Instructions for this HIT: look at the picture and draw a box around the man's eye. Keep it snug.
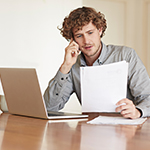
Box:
[89,32,93,34]
[77,35,82,38]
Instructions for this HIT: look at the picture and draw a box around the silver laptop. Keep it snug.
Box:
[0,68,88,119]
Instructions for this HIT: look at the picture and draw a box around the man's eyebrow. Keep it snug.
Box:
[74,29,95,35]
[74,33,82,36]
[86,29,95,32]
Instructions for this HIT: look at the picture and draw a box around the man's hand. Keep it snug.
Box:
[60,38,80,74]
[115,98,141,119]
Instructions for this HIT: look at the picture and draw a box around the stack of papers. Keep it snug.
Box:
[87,116,147,125]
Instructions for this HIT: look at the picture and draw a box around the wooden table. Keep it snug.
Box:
[0,113,150,150]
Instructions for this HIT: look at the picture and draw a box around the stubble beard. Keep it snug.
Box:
[83,43,101,58]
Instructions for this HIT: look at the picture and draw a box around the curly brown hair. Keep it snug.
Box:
[58,6,107,41]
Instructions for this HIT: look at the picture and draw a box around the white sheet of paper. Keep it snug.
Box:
[80,61,128,112]
[87,116,147,125]
[0,110,3,115]
[0,79,4,95]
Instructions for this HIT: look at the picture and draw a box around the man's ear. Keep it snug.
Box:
[99,27,103,36]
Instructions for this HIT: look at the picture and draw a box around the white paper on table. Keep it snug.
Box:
[0,110,3,115]
[80,61,128,112]
[87,116,147,125]
[0,79,4,95]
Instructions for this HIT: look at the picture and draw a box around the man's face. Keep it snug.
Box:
[73,21,102,58]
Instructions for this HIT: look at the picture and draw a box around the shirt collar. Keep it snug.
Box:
[80,53,86,66]
[79,41,108,66]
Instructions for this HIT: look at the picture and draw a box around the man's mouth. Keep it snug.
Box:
[84,45,93,50]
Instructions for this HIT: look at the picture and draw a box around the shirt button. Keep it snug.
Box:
[66,77,68,79]
[61,77,64,80]
[56,93,59,96]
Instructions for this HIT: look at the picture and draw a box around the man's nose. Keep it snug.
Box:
[83,35,89,44]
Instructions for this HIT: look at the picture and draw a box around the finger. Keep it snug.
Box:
[123,111,141,119]
[68,38,76,47]
[71,49,80,57]
[115,105,127,112]
[116,101,134,113]
[116,99,127,105]
[66,39,80,57]
[66,46,79,56]
[122,113,132,119]
[116,98,133,106]
[118,107,132,118]
[71,46,80,55]
[69,38,74,44]
[118,105,137,119]
[69,42,79,51]
[69,38,77,46]
[66,44,78,53]
[121,108,132,115]
[69,46,79,53]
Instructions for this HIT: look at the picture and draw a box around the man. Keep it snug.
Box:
[44,6,150,119]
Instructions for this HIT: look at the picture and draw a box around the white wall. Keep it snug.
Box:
[83,0,126,46]
[83,0,150,76]
[0,0,82,113]
[2,0,149,113]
